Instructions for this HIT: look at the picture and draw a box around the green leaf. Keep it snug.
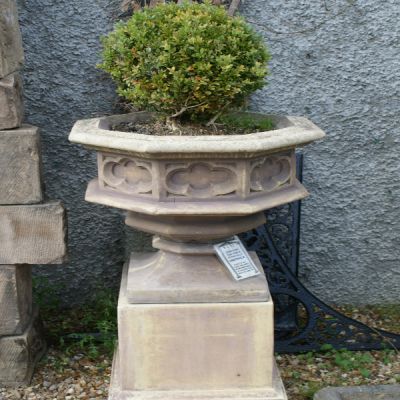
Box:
[98,1,270,121]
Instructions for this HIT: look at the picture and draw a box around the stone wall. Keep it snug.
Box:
[17,0,127,304]
[242,0,400,304]
[17,0,400,304]
[0,0,67,384]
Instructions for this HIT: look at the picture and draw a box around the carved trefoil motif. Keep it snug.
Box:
[250,153,293,193]
[97,150,295,202]
[99,153,152,195]
[165,162,238,198]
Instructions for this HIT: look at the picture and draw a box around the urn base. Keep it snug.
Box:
[126,248,269,304]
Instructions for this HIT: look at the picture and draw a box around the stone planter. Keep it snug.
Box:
[69,111,325,400]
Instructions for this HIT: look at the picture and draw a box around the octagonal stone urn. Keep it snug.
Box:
[69,111,325,400]
[70,111,324,214]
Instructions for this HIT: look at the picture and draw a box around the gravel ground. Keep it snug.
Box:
[278,349,399,400]
[0,352,111,400]
[0,305,398,399]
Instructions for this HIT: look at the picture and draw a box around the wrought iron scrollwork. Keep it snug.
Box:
[241,153,400,353]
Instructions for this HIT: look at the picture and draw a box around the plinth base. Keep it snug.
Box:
[0,307,46,387]
[109,347,287,400]
[110,261,287,399]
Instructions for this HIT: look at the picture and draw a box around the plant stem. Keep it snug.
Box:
[206,102,231,126]
[170,101,206,118]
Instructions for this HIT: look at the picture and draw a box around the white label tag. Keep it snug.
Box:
[214,236,260,281]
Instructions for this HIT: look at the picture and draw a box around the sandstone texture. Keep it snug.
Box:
[72,113,321,217]
[0,265,32,336]
[70,112,324,157]
[314,385,400,400]
[110,350,287,400]
[126,250,269,304]
[0,202,67,264]
[119,301,273,390]
[0,308,46,387]
[0,125,42,204]
[110,265,287,399]
[0,73,24,130]
[0,0,24,78]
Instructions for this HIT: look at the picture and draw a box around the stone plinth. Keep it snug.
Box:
[0,307,46,387]
[0,73,24,130]
[0,201,66,264]
[0,265,32,336]
[113,215,287,400]
[110,263,287,400]
[0,125,42,204]
[0,0,24,78]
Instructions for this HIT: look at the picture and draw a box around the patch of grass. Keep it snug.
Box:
[33,280,118,362]
[218,113,275,132]
[318,345,374,374]
[298,381,325,399]
[33,276,63,314]
[278,340,399,400]
[336,304,400,334]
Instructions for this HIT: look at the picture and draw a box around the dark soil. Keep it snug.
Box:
[113,120,246,136]
[112,118,274,136]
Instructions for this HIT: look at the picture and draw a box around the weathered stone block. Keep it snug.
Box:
[0,265,32,336]
[0,125,42,204]
[126,250,269,304]
[0,0,24,78]
[0,202,67,264]
[119,302,274,390]
[118,264,274,391]
[0,73,24,130]
[0,308,46,387]
[110,265,287,399]
[314,385,400,400]
[110,350,287,400]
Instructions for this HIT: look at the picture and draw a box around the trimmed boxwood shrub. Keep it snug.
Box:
[99,1,270,121]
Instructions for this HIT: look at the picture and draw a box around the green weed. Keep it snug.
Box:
[218,113,275,132]
[34,280,118,361]
[299,382,325,399]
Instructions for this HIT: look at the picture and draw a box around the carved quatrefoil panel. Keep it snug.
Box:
[166,162,237,198]
[250,155,292,192]
[101,156,152,194]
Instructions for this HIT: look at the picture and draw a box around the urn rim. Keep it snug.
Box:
[69,111,325,159]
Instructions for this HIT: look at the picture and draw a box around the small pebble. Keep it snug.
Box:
[0,302,398,400]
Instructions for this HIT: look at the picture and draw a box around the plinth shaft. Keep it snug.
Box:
[109,258,287,399]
